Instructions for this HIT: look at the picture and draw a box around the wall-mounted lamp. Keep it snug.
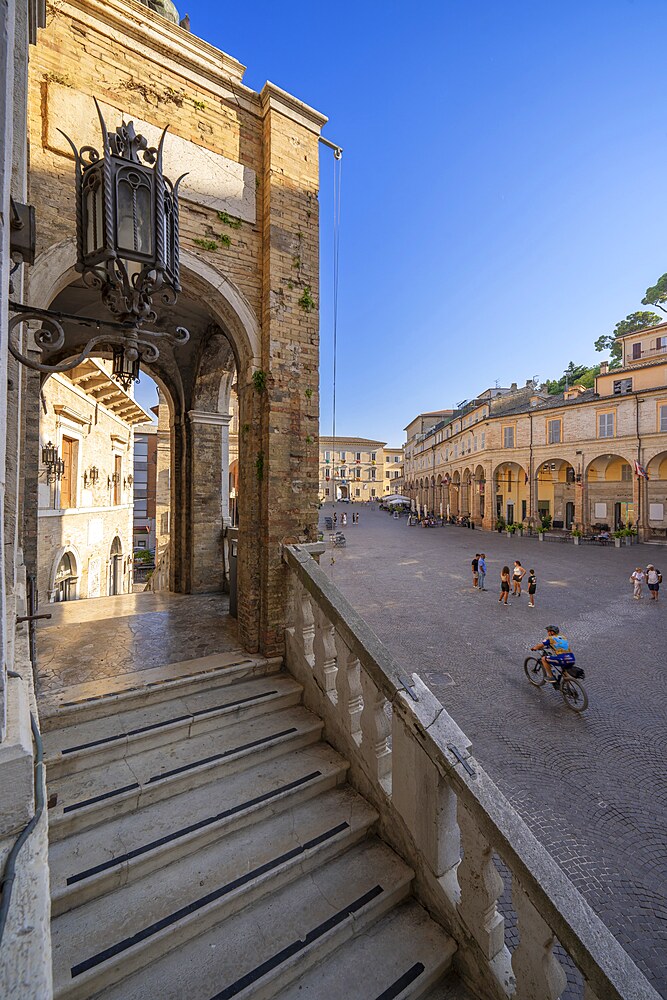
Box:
[83,465,99,487]
[8,101,189,384]
[42,441,65,483]
[125,474,134,489]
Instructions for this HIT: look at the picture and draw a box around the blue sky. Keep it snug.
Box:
[137,1,667,445]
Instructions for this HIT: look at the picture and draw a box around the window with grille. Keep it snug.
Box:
[613,378,632,395]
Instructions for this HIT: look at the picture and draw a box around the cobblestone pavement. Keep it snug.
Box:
[321,506,667,997]
[36,591,239,698]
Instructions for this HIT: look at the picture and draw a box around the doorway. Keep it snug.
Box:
[109,536,123,596]
[565,501,575,530]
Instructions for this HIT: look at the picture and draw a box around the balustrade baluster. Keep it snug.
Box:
[334,633,362,744]
[512,876,567,1000]
[312,604,337,700]
[292,581,315,669]
[359,667,391,791]
[456,805,505,961]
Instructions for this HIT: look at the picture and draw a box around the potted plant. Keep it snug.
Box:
[506,522,516,537]
[495,516,506,534]
[612,529,623,548]
[516,523,524,536]
[538,514,551,542]
[571,528,583,545]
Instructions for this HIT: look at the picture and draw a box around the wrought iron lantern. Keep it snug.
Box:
[83,466,99,487]
[125,474,134,489]
[8,100,189,381]
[42,441,65,483]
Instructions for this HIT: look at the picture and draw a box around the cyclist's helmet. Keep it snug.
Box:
[546,624,559,633]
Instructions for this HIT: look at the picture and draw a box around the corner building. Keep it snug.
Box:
[404,325,667,539]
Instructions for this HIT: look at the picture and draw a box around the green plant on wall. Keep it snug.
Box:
[255,451,264,481]
[217,210,242,230]
[252,370,267,393]
[193,238,218,252]
[298,286,315,312]
[193,99,206,111]
[304,387,313,399]
[218,233,231,248]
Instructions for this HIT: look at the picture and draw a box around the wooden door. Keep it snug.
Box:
[60,437,74,509]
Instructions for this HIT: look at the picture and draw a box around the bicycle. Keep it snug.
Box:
[523,654,589,712]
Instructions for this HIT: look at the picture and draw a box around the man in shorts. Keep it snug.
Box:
[531,625,576,683]
[471,554,480,588]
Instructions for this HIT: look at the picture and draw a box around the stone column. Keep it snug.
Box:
[187,410,227,593]
[220,412,232,527]
[257,84,327,656]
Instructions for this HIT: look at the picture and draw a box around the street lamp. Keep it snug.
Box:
[8,100,189,382]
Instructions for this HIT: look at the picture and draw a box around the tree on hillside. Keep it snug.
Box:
[542,361,600,395]
[642,274,667,315]
[594,311,662,367]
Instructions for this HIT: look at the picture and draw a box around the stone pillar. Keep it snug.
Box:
[220,412,231,527]
[187,410,227,593]
[256,84,326,656]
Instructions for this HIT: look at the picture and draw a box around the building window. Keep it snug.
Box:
[621,464,632,481]
[137,539,147,548]
[325,488,330,496]
[481,432,485,449]
[324,451,330,462]
[660,404,667,432]
[370,451,377,462]
[632,343,642,360]
[503,426,515,448]
[394,470,399,478]
[613,378,633,395]
[370,469,376,481]
[598,412,615,438]
[355,488,360,497]
[114,455,122,505]
[394,455,400,462]
[371,488,376,497]
[356,452,362,462]
[547,419,561,444]
[340,467,346,478]
[339,450,346,461]
[355,468,361,479]
[385,471,390,479]
[60,436,77,509]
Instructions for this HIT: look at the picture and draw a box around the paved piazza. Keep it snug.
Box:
[321,505,667,997]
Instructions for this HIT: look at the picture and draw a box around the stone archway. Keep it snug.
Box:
[646,451,667,538]
[585,453,634,531]
[535,458,577,529]
[493,461,528,526]
[49,546,81,603]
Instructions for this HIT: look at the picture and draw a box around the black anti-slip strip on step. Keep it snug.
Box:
[60,663,255,707]
[70,821,351,978]
[62,782,140,814]
[61,690,278,755]
[375,962,425,1000]
[66,770,324,885]
[210,885,384,1000]
[146,727,298,783]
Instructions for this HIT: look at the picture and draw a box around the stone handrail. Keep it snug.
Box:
[283,543,659,1000]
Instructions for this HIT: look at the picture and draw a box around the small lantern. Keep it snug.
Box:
[112,344,141,389]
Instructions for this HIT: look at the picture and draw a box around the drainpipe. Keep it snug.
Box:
[636,395,644,539]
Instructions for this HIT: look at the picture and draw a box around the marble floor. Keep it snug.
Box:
[36,591,240,702]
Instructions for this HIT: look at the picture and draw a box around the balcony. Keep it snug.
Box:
[626,343,667,364]
[283,543,659,1000]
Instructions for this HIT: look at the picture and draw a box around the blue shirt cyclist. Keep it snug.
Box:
[531,625,575,683]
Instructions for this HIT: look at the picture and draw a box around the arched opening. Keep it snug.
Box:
[451,471,461,517]
[461,468,472,517]
[473,464,486,522]
[535,459,577,530]
[494,461,528,526]
[108,536,124,596]
[52,550,78,602]
[645,451,667,539]
[585,453,634,531]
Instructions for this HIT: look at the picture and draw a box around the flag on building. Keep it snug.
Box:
[634,460,649,480]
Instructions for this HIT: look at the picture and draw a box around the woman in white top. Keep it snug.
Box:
[631,567,645,599]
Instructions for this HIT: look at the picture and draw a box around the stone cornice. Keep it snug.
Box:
[188,410,232,426]
[260,82,328,135]
[62,0,262,113]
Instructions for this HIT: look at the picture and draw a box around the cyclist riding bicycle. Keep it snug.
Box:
[530,625,576,683]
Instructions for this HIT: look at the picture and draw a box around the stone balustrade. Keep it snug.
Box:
[283,543,660,1000]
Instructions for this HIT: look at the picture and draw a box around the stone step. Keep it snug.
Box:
[273,899,457,999]
[39,651,283,731]
[422,974,479,999]
[50,741,349,915]
[43,674,302,779]
[88,837,413,1000]
[48,704,324,840]
[52,786,378,1000]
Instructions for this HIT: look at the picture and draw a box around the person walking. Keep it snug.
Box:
[646,564,661,601]
[471,554,480,589]
[512,560,526,597]
[630,566,645,599]
[527,568,537,607]
[499,565,511,605]
[478,553,487,591]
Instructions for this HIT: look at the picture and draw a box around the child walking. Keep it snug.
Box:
[499,566,511,605]
[527,569,537,607]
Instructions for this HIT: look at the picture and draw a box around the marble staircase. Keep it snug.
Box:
[42,651,462,1000]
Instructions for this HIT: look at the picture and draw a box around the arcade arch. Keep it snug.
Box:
[646,451,667,537]
[585,453,634,530]
[535,458,577,529]
[493,461,528,526]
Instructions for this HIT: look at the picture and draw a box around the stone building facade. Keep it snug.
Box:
[38,361,151,602]
[319,436,386,501]
[404,327,667,538]
[381,446,404,495]
[23,0,327,653]
[133,420,157,553]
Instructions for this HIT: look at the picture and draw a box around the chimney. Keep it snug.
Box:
[600,361,609,375]
[510,382,518,392]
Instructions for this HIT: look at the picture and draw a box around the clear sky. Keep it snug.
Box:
[136,0,667,445]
